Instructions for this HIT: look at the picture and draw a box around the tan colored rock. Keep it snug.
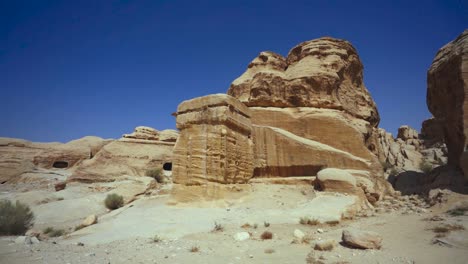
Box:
[54,181,66,191]
[159,129,179,142]
[227,37,380,126]
[70,138,174,183]
[316,168,356,192]
[397,125,418,141]
[420,117,444,146]
[172,94,254,185]
[427,30,468,176]
[123,126,159,140]
[342,229,382,249]
[81,214,97,227]
[0,136,109,183]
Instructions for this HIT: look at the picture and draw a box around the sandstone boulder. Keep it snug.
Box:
[315,168,356,193]
[81,214,98,227]
[342,229,382,249]
[427,30,468,177]
[397,125,418,141]
[172,94,254,185]
[227,37,380,126]
[122,126,159,140]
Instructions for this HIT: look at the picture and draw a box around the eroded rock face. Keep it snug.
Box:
[370,126,447,172]
[0,136,109,183]
[427,30,468,176]
[123,126,179,142]
[172,94,254,185]
[227,37,380,126]
[70,127,176,182]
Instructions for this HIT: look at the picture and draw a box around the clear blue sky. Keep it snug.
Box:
[1,0,466,142]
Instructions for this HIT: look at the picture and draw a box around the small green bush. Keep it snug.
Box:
[146,168,165,183]
[104,194,124,210]
[43,227,54,234]
[0,199,34,235]
[420,161,433,174]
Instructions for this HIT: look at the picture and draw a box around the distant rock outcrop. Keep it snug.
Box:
[0,136,110,183]
[70,127,177,182]
[427,29,468,177]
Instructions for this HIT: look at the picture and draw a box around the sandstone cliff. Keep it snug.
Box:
[427,29,468,177]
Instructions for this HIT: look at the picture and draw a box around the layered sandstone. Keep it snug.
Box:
[70,127,177,182]
[224,37,391,199]
[172,94,254,185]
[427,29,468,176]
[0,136,109,183]
[227,37,380,126]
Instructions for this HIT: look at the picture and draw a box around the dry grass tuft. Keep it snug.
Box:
[212,222,224,232]
[190,246,200,253]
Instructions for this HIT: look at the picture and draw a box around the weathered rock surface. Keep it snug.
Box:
[316,168,356,193]
[427,30,468,176]
[342,229,382,249]
[420,117,445,147]
[172,94,254,185]
[228,37,380,126]
[0,136,110,183]
[70,128,175,182]
[123,126,179,142]
[81,214,98,227]
[370,126,447,172]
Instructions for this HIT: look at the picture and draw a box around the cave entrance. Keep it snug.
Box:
[52,161,69,169]
[163,162,172,171]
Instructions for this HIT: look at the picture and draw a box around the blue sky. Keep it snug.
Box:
[0,0,466,142]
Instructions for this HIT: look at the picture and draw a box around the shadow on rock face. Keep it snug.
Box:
[390,165,468,195]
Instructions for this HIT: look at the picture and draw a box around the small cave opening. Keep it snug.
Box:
[52,161,69,169]
[163,162,172,171]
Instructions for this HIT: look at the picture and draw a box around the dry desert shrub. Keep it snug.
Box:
[212,222,224,232]
[146,168,165,183]
[0,199,34,235]
[190,246,200,253]
[104,193,124,210]
[260,231,273,240]
[264,248,275,254]
[300,217,319,225]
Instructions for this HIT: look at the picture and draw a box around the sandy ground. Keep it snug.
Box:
[0,171,467,264]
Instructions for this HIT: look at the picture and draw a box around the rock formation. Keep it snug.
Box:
[0,136,110,183]
[70,127,177,182]
[228,37,389,197]
[172,37,393,203]
[172,94,254,185]
[427,29,468,177]
[227,37,380,126]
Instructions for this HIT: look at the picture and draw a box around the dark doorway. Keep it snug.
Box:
[163,162,172,171]
[52,161,69,169]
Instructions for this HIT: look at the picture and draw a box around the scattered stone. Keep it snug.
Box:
[30,237,40,244]
[54,181,67,191]
[15,236,32,245]
[317,228,324,234]
[234,232,250,241]
[294,229,305,239]
[81,214,98,227]
[342,229,382,249]
[314,239,336,251]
